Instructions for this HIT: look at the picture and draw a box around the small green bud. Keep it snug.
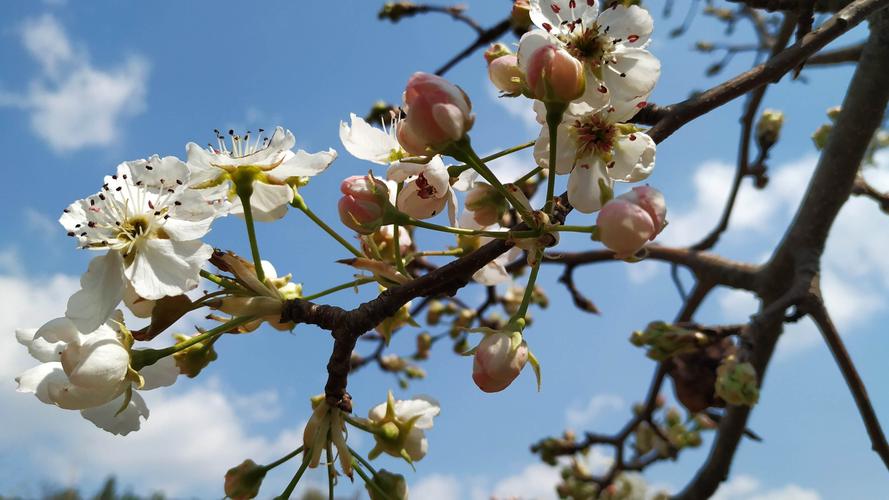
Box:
[715,355,760,406]
[173,333,218,378]
[366,469,409,500]
[224,459,266,500]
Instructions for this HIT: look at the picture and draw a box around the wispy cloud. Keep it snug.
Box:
[2,14,149,153]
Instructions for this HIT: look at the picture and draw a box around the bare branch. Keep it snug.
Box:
[806,294,889,468]
[647,0,889,144]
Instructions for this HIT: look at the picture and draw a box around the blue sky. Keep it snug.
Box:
[1,1,887,499]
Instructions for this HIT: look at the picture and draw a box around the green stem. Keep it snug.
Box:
[342,414,379,435]
[302,277,375,301]
[352,459,397,500]
[449,140,537,224]
[199,269,239,289]
[292,193,364,258]
[396,212,537,239]
[278,450,312,499]
[412,248,465,258]
[545,104,567,215]
[131,316,255,370]
[237,188,266,283]
[513,252,542,322]
[553,225,597,233]
[392,182,408,275]
[447,140,536,177]
[515,166,544,185]
[325,443,336,500]
[263,446,305,472]
[347,446,379,477]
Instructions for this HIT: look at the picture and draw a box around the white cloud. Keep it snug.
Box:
[490,463,562,500]
[487,80,539,132]
[3,14,149,152]
[0,272,306,498]
[565,393,624,429]
[677,153,889,356]
[713,474,820,500]
[412,474,464,500]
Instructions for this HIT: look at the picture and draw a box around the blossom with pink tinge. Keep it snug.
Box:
[596,186,667,258]
[338,175,391,234]
[524,44,585,104]
[396,72,475,155]
[488,54,525,96]
[472,331,529,393]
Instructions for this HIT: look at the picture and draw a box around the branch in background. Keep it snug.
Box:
[692,14,797,251]
[852,174,889,212]
[726,0,853,12]
[804,292,889,468]
[378,2,484,34]
[435,18,512,75]
[806,42,865,63]
[646,0,889,144]
[676,6,889,497]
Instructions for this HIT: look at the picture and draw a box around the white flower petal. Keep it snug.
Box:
[534,120,576,175]
[473,260,510,285]
[16,362,67,404]
[530,0,597,35]
[271,148,337,179]
[16,328,64,363]
[64,326,129,392]
[34,317,80,344]
[604,47,660,104]
[229,182,294,222]
[123,281,155,318]
[610,132,655,182]
[162,189,222,241]
[66,251,125,334]
[81,390,149,436]
[184,142,225,186]
[387,161,427,183]
[125,239,212,300]
[340,113,400,164]
[567,158,612,213]
[597,4,654,48]
[517,30,555,73]
[394,395,440,429]
[127,155,190,189]
[139,355,179,390]
[397,181,449,220]
[404,427,429,461]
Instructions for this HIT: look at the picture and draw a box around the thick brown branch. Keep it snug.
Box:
[647,0,889,144]
[675,7,889,498]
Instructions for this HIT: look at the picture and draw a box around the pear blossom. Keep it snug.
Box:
[389,157,458,225]
[186,127,337,221]
[61,158,224,332]
[534,107,655,213]
[524,43,586,104]
[302,399,352,477]
[596,186,667,258]
[488,54,525,96]
[459,212,522,285]
[472,330,529,393]
[519,1,660,117]
[396,72,475,156]
[15,315,178,435]
[338,174,393,234]
[367,392,440,462]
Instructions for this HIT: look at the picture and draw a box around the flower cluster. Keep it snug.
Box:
[17,127,335,434]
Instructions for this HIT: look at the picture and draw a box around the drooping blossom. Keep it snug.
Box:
[186,126,337,221]
[389,157,458,226]
[367,392,440,462]
[596,185,667,258]
[15,314,178,435]
[60,157,224,332]
[472,330,529,393]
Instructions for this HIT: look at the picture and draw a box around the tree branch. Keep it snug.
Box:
[647,0,889,144]
[674,6,889,497]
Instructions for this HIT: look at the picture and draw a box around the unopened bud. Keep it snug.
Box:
[510,0,532,33]
[715,355,760,406]
[338,175,391,234]
[465,182,508,226]
[484,43,513,63]
[597,186,667,258]
[756,109,784,150]
[524,44,585,104]
[366,469,409,500]
[396,72,474,155]
[173,332,218,378]
[224,459,266,500]
[472,331,529,393]
[488,55,524,96]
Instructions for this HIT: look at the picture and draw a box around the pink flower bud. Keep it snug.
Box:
[396,72,475,155]
[596,186,667,258]
[224,459,266,500]
[472,332,529,393]
[525,45,585,104]
[338,175,390,234]
[488,55,524,96]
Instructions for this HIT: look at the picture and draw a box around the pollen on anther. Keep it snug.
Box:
[145,165,153,170]
[67,231,74,237]
[598,85,608,93]
[628,34,639,43]
[542,22,553,31]
[551,4,561,14]
[629,134,637,141]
